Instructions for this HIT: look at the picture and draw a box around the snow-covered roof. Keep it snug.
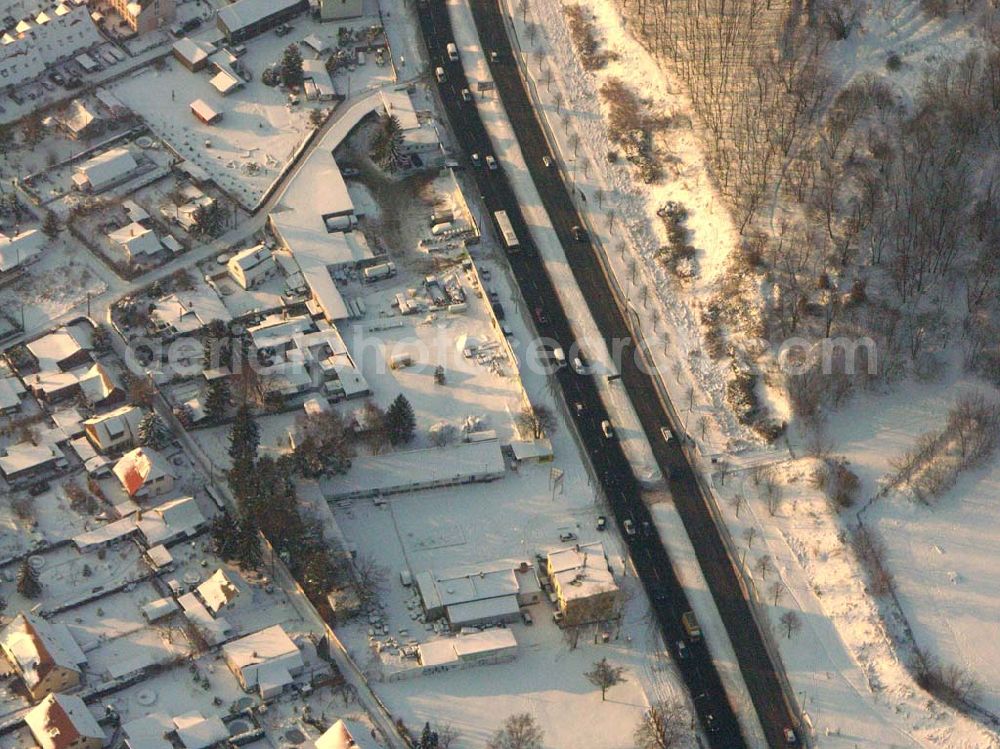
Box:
[83,404,142,448]
[217,0,303,32]
[417,562,523,610]
[0,441,61,477]
[0,229,45,272]
[109,222,162,259]
[172,712,228,749]
[314,719,380,749]
[417,629,517,668]
[190,98,220,123]
[196,568,239,615]
[209,69,242,95]
[150,287,231,335]
[547,542,618,602]
[27,326,90,370]
[1,612,87,689]
[172,37,212,66]
[25,693,103,749]
[222,625,301,672]
[380,88,420,131]
[145,544,173,569]
[72,516,137,549]
[74,147,138,191]
[136,495,204,545]
[122,713,174,749]
[122,200,150,223]
[0,375,25,410]
[301,34,328,54]
[509,438,554,461]
[78,363,119,405]
[113,447,173,497]
[228,244,273,275]
[55,99,97,135]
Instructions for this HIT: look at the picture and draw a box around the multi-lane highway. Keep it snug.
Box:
[415,1,804,746]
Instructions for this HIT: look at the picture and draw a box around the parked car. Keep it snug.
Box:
[521,609,533,625]
[558,530,577,542]
[341,167,360,177]
[274,23,292,36]
[48,71,65,85]
[596,515,607,531]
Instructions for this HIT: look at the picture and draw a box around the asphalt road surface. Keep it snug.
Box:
[417,1,801,746]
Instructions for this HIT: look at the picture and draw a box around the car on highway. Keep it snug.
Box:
[471,153,481,167]
[623,518,635,535]
[573,402,584,414]
[661,426,673,442]
[783,727,798,745]
[572,351,591,374]
[461,88,472,102]
[533,306,548,324]
[341,168,360,177]
[596,515,607,531]
[681,610,702,641]
[542,155,553,168]
[601,419,614,438]
[676,640,689,659]
[486,155,498,170]
[435,66,446,82]
[571,225,588,242]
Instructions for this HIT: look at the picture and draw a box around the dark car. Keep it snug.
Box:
[182,17,203,32]
[596,515,607,531]
[492,301,505,320]
[571,225,587,242]
[48,71,65,85]
[533,306,548,325]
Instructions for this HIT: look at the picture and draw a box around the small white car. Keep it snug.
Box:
[601,420,614,438]
[623,519,635,535]
[486,155,498,170]
[461,88,472,102]
[661,427,673,442]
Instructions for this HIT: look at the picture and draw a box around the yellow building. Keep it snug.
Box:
[105,0,175,34]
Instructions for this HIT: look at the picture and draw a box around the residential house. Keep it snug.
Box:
[113,447,174,499]
[54,100,102,141]
[0,230,46,277]
[0,375,26,415]
[0,612,88,700]
[222,625,304,698]
[109,223,163,265]
[25,693,104,749]
[194,568,240,616]
[83,405,144,453]
[314,720,379,749]
[546,542,620,626]
[227,245,277,289]
[72,148,138,193]
[172,37,213,71]
[0,441,66,481]
[106,0,176,34]
[135,496,205,546]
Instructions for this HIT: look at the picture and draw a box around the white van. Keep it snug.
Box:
[435,66,446,82]
[399,569,412,587]
[446,42,459,61]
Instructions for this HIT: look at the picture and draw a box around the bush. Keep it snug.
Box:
[565,5,610,70]
[886,52,902,71]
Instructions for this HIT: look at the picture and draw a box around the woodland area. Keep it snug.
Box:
[617,0,1000,443]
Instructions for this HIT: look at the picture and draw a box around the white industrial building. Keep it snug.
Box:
[415,560,541,629]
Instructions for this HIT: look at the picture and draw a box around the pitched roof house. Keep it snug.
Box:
[113,447,174,498]
[25,693,104,749]
[0,612,88,700]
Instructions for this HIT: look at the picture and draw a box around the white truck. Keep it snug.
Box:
[363,261,396,283]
